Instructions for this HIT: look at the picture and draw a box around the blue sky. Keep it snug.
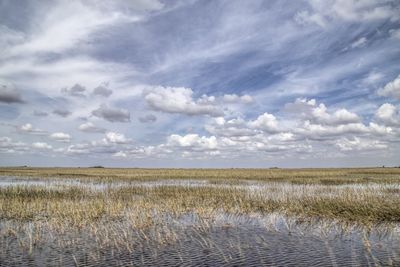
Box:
[0,0,399,167]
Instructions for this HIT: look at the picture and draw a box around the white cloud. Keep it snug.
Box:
[205,117,258,137]
[223,94,253,104]
[144,86,223,117]
[167,134,218,150]
[363,71,384,85]
[64,144,90,155]
[32,142,52,150]
[294,10,327,27]
[50,132,71,142]
[368,122,393,136]
[377,75,400,100]
[248,113,279,132]
[18,123,47,135]
[4,1,154,57]
[112,151,127,158]
[332,0,399,21]
[104,132,132,144]
[285,98,360,125]
[0,137,28,153]
[295,121,368,139]
[351,37,367,48]
[20,124,32,131]
[297,0,400,27]
[335,137,387,151]
[374,103,400,126]
[78,122,106,133]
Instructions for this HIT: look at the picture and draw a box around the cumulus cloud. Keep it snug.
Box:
[0,81,24,104]
[368,122,393,136]
[144,86,223,117]
[53,109,72,117]
[223,94,253,104]
[61,83,86,97]
[167,134,218,150]
[335,137,387,152]
[18,123,47,135]
[138,114,157,123]
[32,142,52,150]
[0,137,28,153]
[295,121,368,139]
[285,98,360,125]
[112,151,127,158]
[205,117,258,137]
[50,132,71,142]
[374,103,399,126]
[377,75,400,100]
[92,85,113,97]
[248,113,279,132]
[159,130,314,159]
[78,122,106,133]
[104,132,132,144]
[92,105,130,122]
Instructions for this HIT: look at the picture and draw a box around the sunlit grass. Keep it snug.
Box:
[1,182,399,225]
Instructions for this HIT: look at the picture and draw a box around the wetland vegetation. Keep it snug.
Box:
[0,167,399,266]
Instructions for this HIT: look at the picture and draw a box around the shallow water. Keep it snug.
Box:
[0,176,210,190]
[2,175,400,191]
[1,176,400,266]
[0,213,399,266]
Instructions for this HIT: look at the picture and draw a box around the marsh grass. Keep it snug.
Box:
[1,182,400,225]
[0,167,400,265]
[1,167,399,184]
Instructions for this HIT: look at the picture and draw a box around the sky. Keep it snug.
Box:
[0,0,400,168]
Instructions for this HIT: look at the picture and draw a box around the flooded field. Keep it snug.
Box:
[0,212,399,266]
[0,168,400,266]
